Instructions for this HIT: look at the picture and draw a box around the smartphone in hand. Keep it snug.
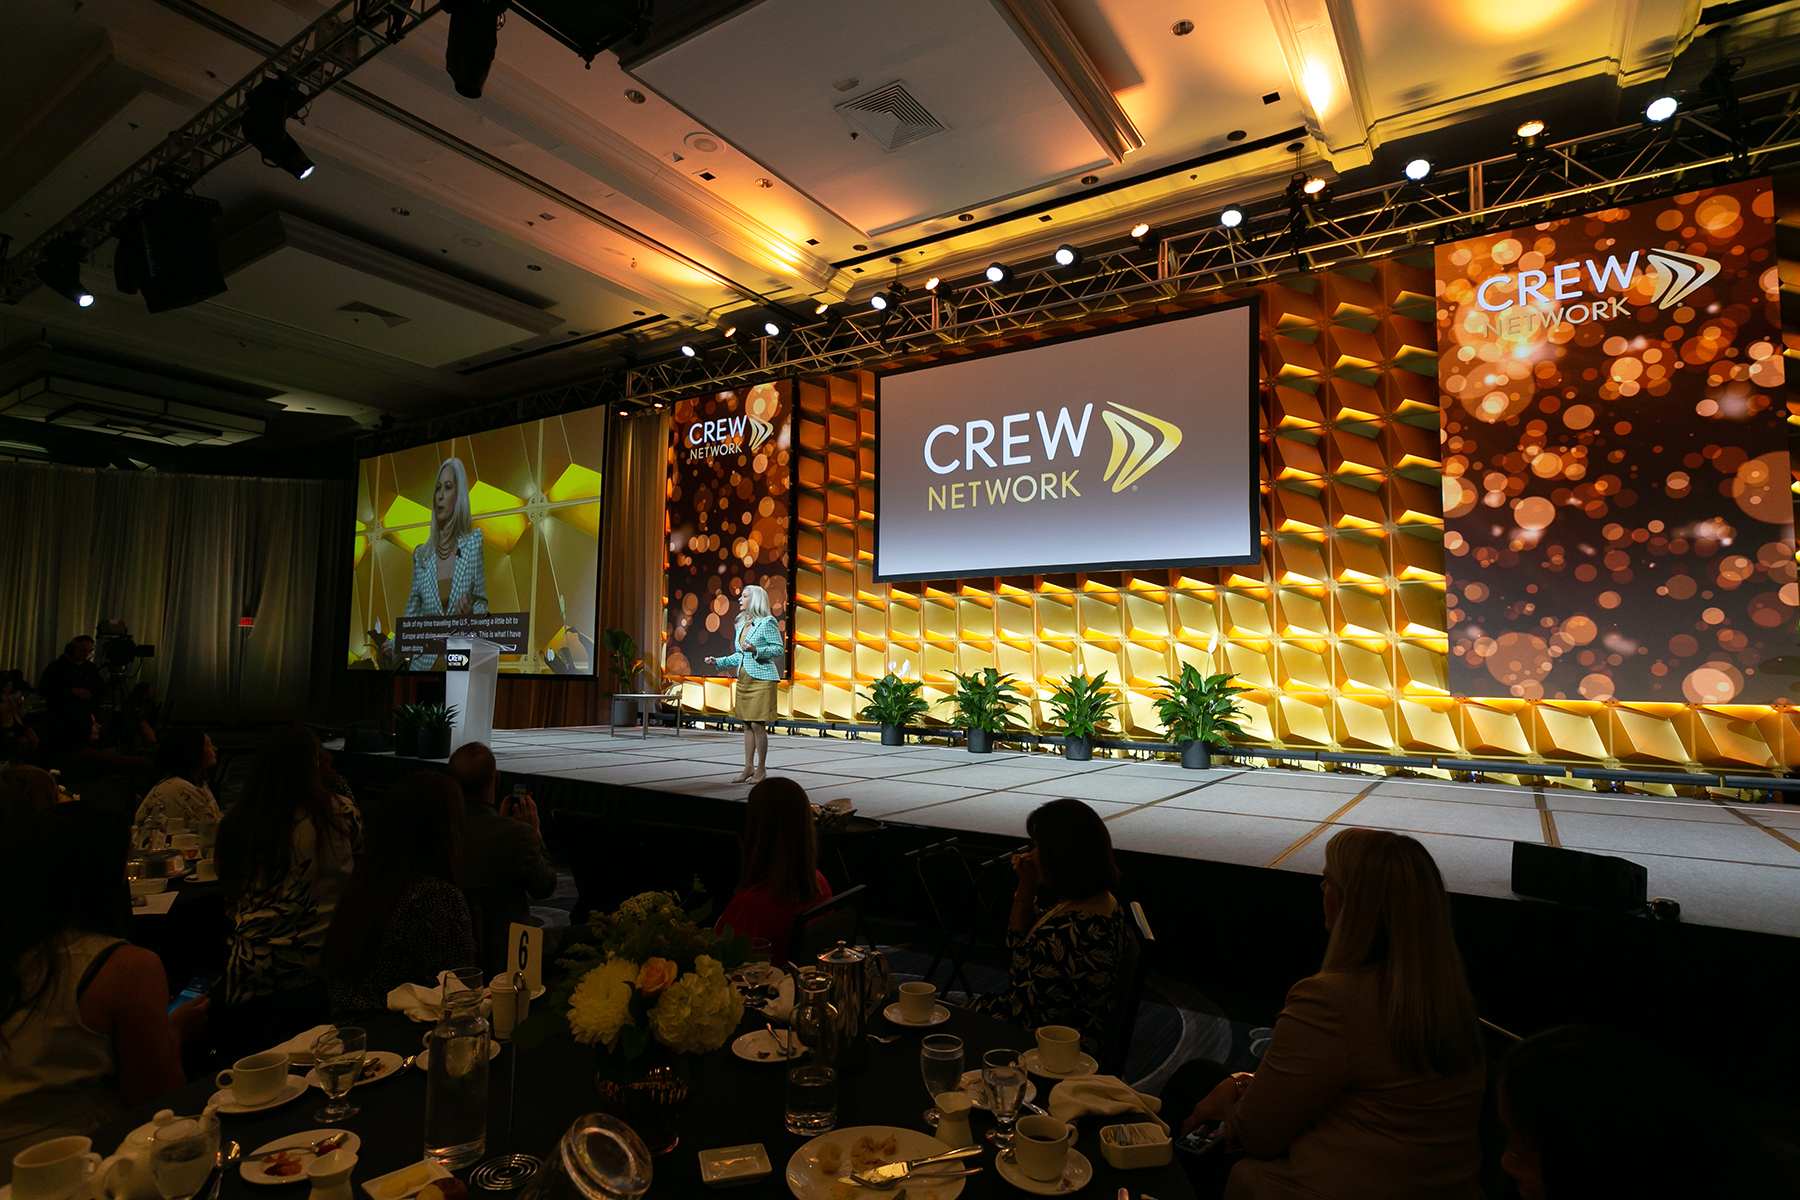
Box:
[168,975,215,1014]
[1175,1122,1231,1157]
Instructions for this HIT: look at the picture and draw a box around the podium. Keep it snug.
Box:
[446,637,500,754]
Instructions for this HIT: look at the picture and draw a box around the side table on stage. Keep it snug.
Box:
[609,689,683,738]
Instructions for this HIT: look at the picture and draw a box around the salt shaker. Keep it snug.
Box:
[932,1092,975,1148]
[490,973,517,1040]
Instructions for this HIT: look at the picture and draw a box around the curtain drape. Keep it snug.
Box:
[0,462,352,723]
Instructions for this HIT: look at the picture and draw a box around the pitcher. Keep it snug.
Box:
[813,942,890,1070]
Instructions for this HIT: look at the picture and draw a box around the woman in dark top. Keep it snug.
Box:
[324,773,476,1013]
[715,777,832,966]
[968,798,1129,1056]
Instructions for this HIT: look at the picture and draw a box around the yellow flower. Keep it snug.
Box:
[636,957,678,995]
[648,955,744,1055]
[568,959,639,1049]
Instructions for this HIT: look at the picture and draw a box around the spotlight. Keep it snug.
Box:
[444,0,507,99]
[814,301,831,315]
[984,262,1011,284]
[1515,119,1545,139]
[1403,158,1432,181]
[876,282,909,311]
[722,325,738,339]
[243,79,314,179]
[680,343,697,357]
[1301,176,1327,196]
[1220,208,1243,228]
[1129,222,1152,242]
[924,277,942,291]
[1052,244,1083,268]
[36,240,93,308]
[1645,95,1678,122]
[762,317,786,338]
[869,292,888,311]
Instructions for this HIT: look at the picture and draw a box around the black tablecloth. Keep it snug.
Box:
[95,1004,1192,1200]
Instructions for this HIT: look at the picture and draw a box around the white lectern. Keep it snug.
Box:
[446,636,499,754]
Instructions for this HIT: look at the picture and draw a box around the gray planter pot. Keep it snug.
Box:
[1180,740,1212,769]
[967,728,995,754]
[393,726,420,758]
[880,723,903,747]
[611,697,637,729]
[1063,735,1095,761]
[417,726,453,759]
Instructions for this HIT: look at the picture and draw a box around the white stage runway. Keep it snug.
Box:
[467,726,1800,941]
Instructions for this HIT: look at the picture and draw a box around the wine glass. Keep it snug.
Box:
[312,1026,367,1123]
[920,1034,964,1124]
[981,1048,1025,1146]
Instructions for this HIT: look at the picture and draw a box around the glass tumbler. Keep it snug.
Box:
[784,1065,838,1135]
[920,1034,964,1124]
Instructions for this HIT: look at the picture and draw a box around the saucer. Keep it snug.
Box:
[1020,1048,1098,1079]
[182,874,219,885]
[995,1148,1092,1195]
[242,1130,363,1185]
[882,1001,950,1027]
[304,1050,404,1090]
[958,1069,1038,1111]
[210,1075,308,1114]
[731,1028,805,1063]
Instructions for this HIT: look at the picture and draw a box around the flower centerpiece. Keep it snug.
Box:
[517,891,747,1153]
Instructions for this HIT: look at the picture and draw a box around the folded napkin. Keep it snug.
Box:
[1047,1074,1168,1132]
[388,982,493,1023]
[270,1023,334,1063]
[131,892,178,916]
[757,975,796,1022]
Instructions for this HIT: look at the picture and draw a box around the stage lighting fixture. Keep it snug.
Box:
[243,79,314,179]
[36,240,93,308]
[1129,222,1152,242]
[1220,208,1243,228]
[762,317,786,338]
[722,325,739,339]
[1301,176,1327,196]
[1516,119,1545,138]
[869,291,889,311]
[984,262,1012,284]
[924,277,942,291]
[1404,158,1432,181]
[814,301,831,315]
[1052,244,1083,268]
[444,0,507,99]
[1645,95,1678,122]
[114,193,226,313]
[680,342,698,357]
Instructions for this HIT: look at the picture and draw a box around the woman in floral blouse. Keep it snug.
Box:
[969,798,1130,1058]
[132,729,222,826]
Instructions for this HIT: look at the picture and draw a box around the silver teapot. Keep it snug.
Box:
[813,941,890,1070]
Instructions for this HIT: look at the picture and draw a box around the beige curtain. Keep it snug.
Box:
[598,410,671,690]
[0,462,350,721]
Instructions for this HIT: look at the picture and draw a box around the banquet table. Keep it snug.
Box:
[95,1002,1194,1200]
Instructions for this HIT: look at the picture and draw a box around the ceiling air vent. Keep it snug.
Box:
[835,81,946,152]
[337,300,411,328]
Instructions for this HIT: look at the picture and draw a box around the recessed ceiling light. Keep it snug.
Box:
[755,178,773,188]
[853,244,868,251]
[1226,130,1246,142]
[391,207,410,216]
[526,264,542,271]
[1285,141,1304,152]
[958,213,974,222]
[1171,19,1194,35]
[1081,175,1099,185]
[633,310,646,316]
[625,89,646,104]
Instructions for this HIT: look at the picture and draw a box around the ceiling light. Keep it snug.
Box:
[814,301,831,315]
[985,262,1012,284]
[1516,119,1545,138]
[445,0,507,99]
[924,277,941,291]
[869,292,888,311]
[243,80,314,179]
[762,318,785,338]
[1404,158,1432,181]
[723,325,738,339]
[1645,95,1678,122]
[680,343,697,357]
[1301,176,1327,196]
[1053,244,1083,268]
[1220,208,1243,228]
[37,240,93,308]
[1129,222,1152,240]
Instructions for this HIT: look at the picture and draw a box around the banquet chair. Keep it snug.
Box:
[1098,900,1154,1077]
[789,883,868,963]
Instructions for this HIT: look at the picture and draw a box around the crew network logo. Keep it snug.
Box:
[1644,248,1721,310]
[745,412,774,452]
[1101,402,1182,493]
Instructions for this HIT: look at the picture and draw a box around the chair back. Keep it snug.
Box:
[1477,1019,1524,1200]
[789,883,868,964]
[1098,900,1153,1077]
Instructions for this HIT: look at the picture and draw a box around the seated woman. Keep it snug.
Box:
[324,773,476,1013]
[715,777,832,966]
[1169,828,1485,1200]
[967,798,1130,1055]
[213,725,362,1052]
[0,804,206,1182]
[133,729,221,826]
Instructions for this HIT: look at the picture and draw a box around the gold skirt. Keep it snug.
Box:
[734,676,779,722]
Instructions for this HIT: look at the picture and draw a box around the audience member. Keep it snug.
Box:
[213,724,362,1050]
[324,773,476,1013]
[1167,828,1485,1200]
[133,729,222,825]
[0,804,205,1183]
[714,777,831,965]
[0,673,33,763]
[968,798,1129,1054]
[447,743,556,978]
[37,638,103,728]
[0,766,60,827]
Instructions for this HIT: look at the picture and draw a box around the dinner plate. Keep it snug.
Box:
[209,1076,308,1115]
[303,1050,404,1090]
[994,1148,1091,1195]
[413,1041,502,1070]
[1020,1049,1098,1079]
[882,1002,950,1028]
[240,1131,363,1185]
[958,1069,1038,1111]
[785,1127,965,1200]
[731,1028,806,1064]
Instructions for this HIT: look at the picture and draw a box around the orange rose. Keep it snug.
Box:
[636,957,678,996]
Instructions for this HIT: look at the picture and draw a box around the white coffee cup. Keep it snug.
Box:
[170,834,201,861]
[1035,1024,1082,1074]
[191,860,217,883]
[12,1136,103,1200]
[897,981,937,1023]
[1011,1115,1076,1183]
[214,1051,289,1106]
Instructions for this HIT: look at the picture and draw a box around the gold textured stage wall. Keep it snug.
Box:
[676,250,1800,772]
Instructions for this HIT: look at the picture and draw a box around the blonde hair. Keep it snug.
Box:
[433,457,473,542]
[734,584,773,639]
[1320,828,1482,1077]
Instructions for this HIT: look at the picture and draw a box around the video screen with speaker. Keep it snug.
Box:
[349,411,606,675]
[874,300,1261,581]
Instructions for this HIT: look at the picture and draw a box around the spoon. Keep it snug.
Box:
[867,1032,902,1045]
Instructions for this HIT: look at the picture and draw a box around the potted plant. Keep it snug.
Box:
[392,702,423,758]
[1047,670,1120,762]
[414,701,458,759]
[943,668,1026,754]
[858,673,930,746]
[516,891,747,1155]
[603,628,647,728]
[1153,663,1250,769]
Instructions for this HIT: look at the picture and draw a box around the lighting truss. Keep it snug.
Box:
[0,0,443,306]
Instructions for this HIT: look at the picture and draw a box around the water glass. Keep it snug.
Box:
[981,1048,1026,1146]
[150,1112,219,1200]
[312,1026,367,1123]
[920,1034,964,1124]
[784,1065,838,1135]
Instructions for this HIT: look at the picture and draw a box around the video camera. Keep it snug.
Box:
[96,618,156,675]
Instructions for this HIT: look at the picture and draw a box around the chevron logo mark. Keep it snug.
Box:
[1100,402,1183,493]
[1644,248,1721,310]
[745,412,774,452]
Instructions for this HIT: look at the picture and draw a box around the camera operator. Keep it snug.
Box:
[38,636,104,728]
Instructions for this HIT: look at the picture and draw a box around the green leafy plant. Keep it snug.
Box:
[414,701,458,731]
[1153,664,1250,746]
[1047,671,1120,739]
[943,668,1026,734]
[391,702,424,732]
[602,628,646,690]
[858,673,931,726]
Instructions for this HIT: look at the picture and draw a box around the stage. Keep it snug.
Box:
[454,725,1800,940]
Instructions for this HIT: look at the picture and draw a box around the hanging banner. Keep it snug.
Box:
[663,381,795,677]
[1437,178,1793,704]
